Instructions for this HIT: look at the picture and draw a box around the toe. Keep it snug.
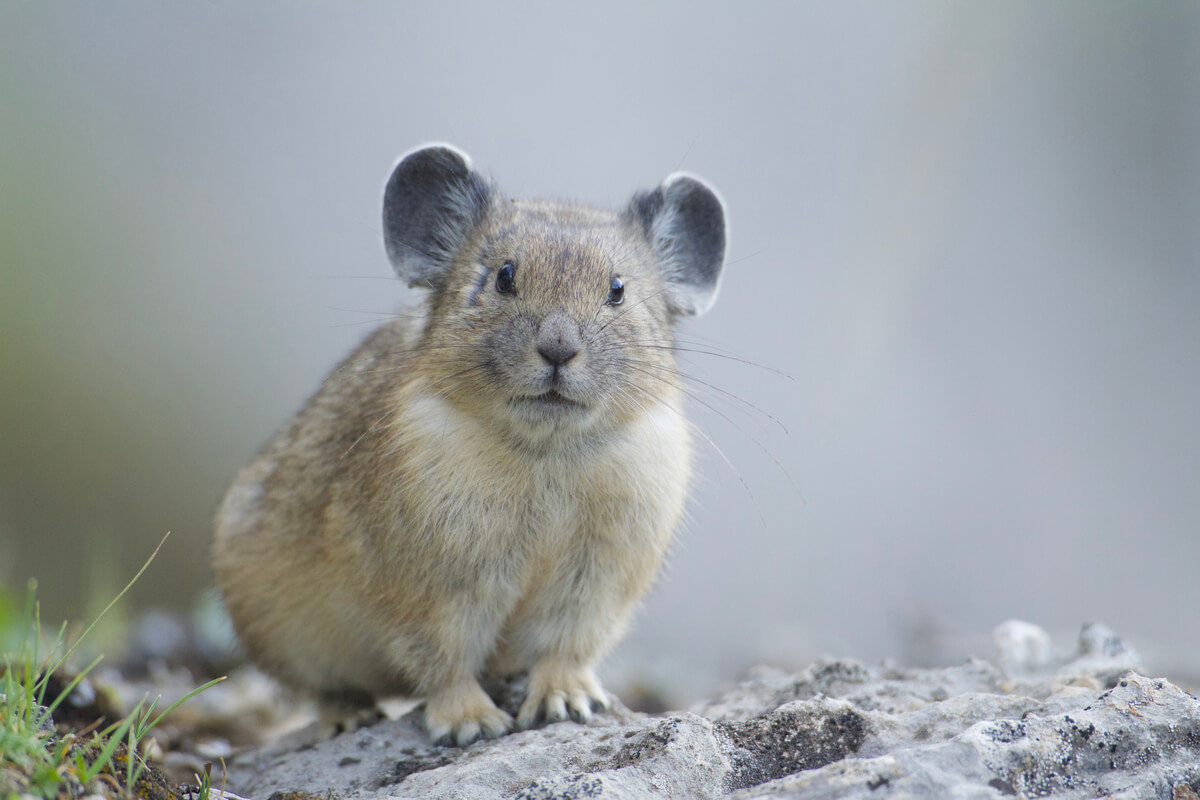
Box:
[430,725,454,747]
[516,696,541,730]
[453,719,482,747]
[567,690,593,723]
[518,662,612,729]
[545,691,568,723]
[479,708,513,740]
[425,679,512,746]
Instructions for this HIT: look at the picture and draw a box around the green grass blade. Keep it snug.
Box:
[79,697,142,783]
[14,578,37,658]
[40,532,170,697]
[41,652,104,722]
[137,675,227,739]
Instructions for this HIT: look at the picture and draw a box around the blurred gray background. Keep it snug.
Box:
[2,2,1197,701]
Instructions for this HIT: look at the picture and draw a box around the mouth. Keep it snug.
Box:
[512,389,584,410]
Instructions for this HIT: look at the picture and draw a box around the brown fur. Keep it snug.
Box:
[213,153,722,745]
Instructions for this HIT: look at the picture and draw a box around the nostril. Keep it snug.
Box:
[537,312,582,367]
[538,341,579,367]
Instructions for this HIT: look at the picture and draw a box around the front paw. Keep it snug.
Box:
[424,680,513,747]
[517,661,610,729]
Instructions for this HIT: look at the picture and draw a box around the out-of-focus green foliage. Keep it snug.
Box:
[0,538,224,798]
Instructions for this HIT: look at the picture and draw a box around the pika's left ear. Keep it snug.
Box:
[629,173,727,316]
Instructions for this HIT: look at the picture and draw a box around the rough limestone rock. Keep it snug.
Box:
[222,623,1200,799]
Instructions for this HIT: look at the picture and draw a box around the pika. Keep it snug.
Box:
[213,144,727,746]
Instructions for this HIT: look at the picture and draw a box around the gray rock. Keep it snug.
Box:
[224,623,1200,799]
[992,619,1053,671]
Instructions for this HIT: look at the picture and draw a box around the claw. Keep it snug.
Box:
[454,719,481,747]
[424,680,513,747]
[568,690,593,723]
[518,662,610,730]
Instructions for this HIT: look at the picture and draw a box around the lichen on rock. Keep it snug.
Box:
[219,622,1200,799]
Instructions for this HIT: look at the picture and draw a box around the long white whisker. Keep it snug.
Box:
[615,358,801,501]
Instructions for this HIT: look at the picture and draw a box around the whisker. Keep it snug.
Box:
[330,317,405,329]
[309,275,405,282]
[322,305,405,315]
[615,358,801,502]
[673,136,699,174]
[623,340,794,381]
[722,248,766,267]
[611,356,788,436]
[592,286,674,337]
[341,404,402,461]
[684,413,765,528]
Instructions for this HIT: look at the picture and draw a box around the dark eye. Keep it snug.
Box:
[496,262,516,294]
[607,276,624,306]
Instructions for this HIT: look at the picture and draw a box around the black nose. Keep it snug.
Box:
[537,313,581,366]
[538,339,579,367]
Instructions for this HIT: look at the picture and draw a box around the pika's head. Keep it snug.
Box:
[383,144,726,442]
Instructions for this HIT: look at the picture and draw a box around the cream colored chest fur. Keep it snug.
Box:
[382,389,692,670]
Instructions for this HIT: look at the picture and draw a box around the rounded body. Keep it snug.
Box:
[213,146,726,744]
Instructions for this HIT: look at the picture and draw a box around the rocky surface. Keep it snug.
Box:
[219,623,1200,799]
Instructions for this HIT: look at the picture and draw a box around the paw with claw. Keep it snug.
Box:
[517,660,610,729]
[424,680,513,747]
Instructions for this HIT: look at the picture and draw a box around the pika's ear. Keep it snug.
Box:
[629,173,727,316]
[383,144,493,289]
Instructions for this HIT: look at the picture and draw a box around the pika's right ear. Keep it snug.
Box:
[383,144,493,289]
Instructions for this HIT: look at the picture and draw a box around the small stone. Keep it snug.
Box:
[1078,622,1131,658]
[992,619,1053,669]
[196,737,233,759]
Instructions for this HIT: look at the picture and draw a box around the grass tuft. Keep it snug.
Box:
[0,533,226,799]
